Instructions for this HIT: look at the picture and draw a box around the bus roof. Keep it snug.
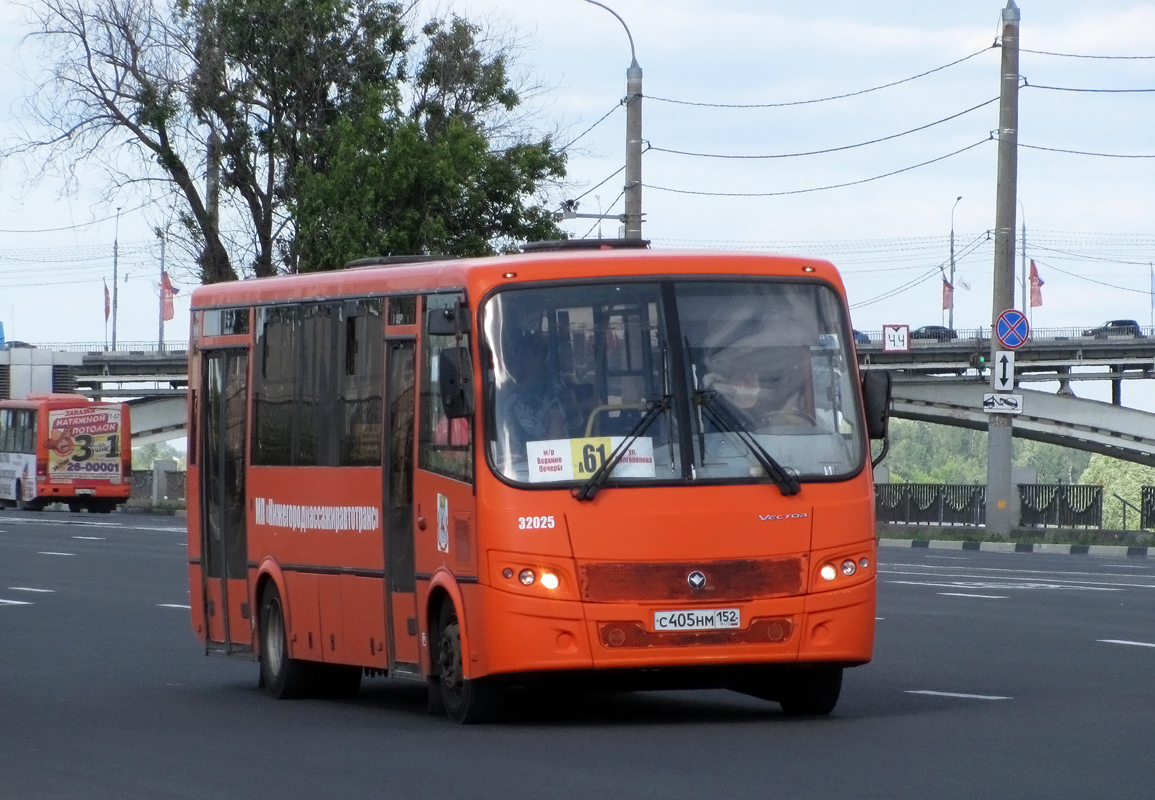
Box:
[190,249,846,310]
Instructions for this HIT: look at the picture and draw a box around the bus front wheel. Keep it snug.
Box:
[436,602,501,724]
[777,665,843,716]
[259,583,319,699]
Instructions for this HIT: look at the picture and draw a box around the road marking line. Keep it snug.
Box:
[0,599,33,606]
[925,555,968,560]
[72,536,106,540]
[889,579,1122,592]
[158,603,192,609]
[1098,639,1155,649]
[38,551,75,556]
[883,564,1155,583]
[906,690,1011,700]
[937,592,1007,599]
[8,587,55,593]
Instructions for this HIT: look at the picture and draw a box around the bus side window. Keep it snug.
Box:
[0,409,10,451]
[419,293,473,483]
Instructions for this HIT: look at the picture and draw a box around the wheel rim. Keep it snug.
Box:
[438,622,464,701]
[265,598,285,677]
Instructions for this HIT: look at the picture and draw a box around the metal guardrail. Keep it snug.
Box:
[20,341,189,354]
[1018,484,1102,529]
[875,484,986,526]
[857,325,1150,344]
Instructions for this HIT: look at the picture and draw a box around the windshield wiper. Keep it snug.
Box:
[693,391,801,496]
[573,396,672,502]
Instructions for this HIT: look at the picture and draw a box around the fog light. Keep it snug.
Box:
[859,558,870,569]
[518,569,536,586]
[841,559,857,576]
[540,573,559,590]
[820,564,837,581]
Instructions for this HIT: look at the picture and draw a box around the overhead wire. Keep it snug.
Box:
[579,190,625,239]
[645,138,992,198]
[848,232,992,310]
[557,103,622,153]
[646,46,993,109]
[1019,143,1155,158]
[1021,48,1155,60]
[1032,258,1151,294]
[648,97,999,160]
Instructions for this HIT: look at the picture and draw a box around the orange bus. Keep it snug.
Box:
[0,393,132,513]
[187,242,891,722]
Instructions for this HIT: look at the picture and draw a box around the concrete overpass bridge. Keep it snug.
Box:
[5,326,1155,460]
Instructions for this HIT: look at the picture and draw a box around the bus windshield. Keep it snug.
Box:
[482,278,864,486]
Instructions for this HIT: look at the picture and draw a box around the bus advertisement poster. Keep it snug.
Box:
[46,406,124,482]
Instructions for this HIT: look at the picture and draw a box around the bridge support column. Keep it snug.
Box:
[1112,368,1122,406]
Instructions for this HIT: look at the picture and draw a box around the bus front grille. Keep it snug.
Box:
[578,557,803,603]
[598,617,794,649]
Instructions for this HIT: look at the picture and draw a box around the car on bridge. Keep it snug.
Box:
[911,325,957,341]
[1082,319,1144,338]
[0,341,36,350]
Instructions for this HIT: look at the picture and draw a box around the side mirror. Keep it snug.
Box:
[438,346,474,419]
[862,370,891,440]
[427,303,471,336]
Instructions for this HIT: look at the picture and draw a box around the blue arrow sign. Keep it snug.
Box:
[996,309,1030,350]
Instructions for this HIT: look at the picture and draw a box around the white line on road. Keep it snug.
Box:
[1098,639,1155,649]
[38,551,75,557]
[906,690,1012,700]
[72,536,106,540]
[158,603,192,609]
[889,579,1122,592]
[925,555,968,560]
[0,599,33,606]
[8,587,55,593]
[937,592,1008,599]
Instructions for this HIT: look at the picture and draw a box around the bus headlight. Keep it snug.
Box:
[540,573,559,590]
[841,560,857,576]
[518,569,536,586]
[819,564,837,581]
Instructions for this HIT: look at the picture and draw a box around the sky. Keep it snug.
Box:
[2,1,1155,402]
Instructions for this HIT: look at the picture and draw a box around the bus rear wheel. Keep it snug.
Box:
[777,665,843,716]
[259,583,320,699]
[436,602,501,724]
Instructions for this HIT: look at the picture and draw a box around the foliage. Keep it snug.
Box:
[131,441,186,470]
[11,0,565,282]
[884,419,1092,486]
[1076,454,1155,530]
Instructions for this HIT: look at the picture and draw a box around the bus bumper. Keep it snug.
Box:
[470,578,874,679]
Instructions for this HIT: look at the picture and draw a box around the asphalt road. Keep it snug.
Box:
[2,511,1153,799]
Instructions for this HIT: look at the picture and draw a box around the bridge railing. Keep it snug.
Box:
[1018,485,1103,528]
[24,341,188,354]
[858,324,1150,344]
[875,484,986,526]
[876,483,1105,528]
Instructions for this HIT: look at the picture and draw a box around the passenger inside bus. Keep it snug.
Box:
[701,346,815,430]
[496,329,571,449]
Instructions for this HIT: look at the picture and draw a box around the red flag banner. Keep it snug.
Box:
[161,271,178,321]
[104,279,111,322]
[941,277,954,311]
[1029,260,1044,308]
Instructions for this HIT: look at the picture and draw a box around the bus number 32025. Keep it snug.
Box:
[518,516,556,529]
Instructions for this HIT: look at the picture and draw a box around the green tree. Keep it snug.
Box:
[1077,454,1155,530]
[11,0,564,282]
[132,441,186,471]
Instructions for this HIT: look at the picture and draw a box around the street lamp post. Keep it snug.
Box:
[949,196,962,330]
[584,0,643,239]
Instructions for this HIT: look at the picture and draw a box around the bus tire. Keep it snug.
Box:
[436,601,501,724]
[259,583,319,699]
[67,502,82,513]
[777,665,843,716]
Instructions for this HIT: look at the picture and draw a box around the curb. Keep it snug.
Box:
[879,538,1155,558]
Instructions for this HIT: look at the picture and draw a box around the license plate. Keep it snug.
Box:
[653,608,741,631]
[75,489,96,495]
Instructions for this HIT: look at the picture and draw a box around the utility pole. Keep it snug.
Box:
[157,230,167,350]
[949,196,961,330]
[112,207,121,352]
[1019,203,1027,315]
[584,1,642,239]
[985,0,1020,538]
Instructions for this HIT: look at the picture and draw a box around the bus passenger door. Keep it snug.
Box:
[384,339,420,671]
[200,349,252,654]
